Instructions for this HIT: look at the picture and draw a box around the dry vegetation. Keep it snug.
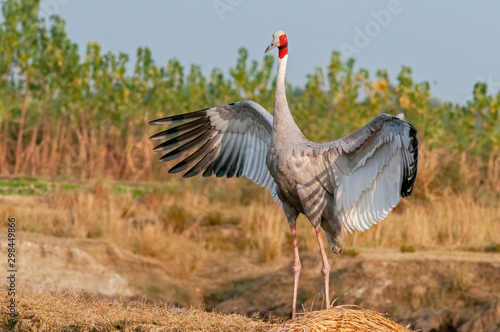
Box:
[2,147,499,276]
[1,1,499,268]
[0,289,271,331]
[0,289,414,331]
[280,305,413,332]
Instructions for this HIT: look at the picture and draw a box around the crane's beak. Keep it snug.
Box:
[265,38,279,53]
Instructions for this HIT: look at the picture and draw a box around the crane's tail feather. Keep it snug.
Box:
[321,217,343,254]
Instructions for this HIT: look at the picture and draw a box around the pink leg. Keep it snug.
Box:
[314,225,330,308]
[290,224,301,319]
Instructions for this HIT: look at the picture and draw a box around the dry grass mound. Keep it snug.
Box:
[275,306,413,332]
[0,289,271,331]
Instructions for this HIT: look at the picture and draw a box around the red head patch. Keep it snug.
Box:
[278,34,288,59]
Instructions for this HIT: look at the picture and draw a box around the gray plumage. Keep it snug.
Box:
[149,30,418,318]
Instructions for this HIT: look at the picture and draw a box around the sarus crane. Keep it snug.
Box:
[149,30,418,318]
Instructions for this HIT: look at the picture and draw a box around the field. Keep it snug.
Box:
[1,1,500,331]
[2,146,500,260]
[1,173,500,331]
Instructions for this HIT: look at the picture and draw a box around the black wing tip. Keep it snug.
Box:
[409,123,417,136]
[153,139,177,152]
[149,120,163,126]
[401,165,418,197]
[149,118,209,142]
[159,153,176,162]
[168,165,185,174]
[149,109,209,126]
[150,131,167,141]
[401,123,418,198]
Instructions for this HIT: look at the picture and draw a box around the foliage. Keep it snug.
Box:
[0,0,499,203]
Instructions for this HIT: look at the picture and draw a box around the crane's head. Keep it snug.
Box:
[265,30,288,59]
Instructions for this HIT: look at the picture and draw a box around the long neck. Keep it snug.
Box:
[273,55,305,143]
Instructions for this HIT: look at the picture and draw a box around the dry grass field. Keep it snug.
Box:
[3,147,499,270]
[1,147,500,331]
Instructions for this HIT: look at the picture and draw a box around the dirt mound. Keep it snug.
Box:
[2,232,193,305]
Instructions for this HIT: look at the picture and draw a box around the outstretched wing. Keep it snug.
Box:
[314,114,418,233]
[149,100,279,201]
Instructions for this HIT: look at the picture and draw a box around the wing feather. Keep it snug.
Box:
[168,134,222,174]
[314,114,418,233]
[150,118,207,141]
[150,101,279,202]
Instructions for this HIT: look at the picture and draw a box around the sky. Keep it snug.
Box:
[39,0,500,105]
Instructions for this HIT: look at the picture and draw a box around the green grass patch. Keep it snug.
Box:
[343,248,360,257]
[484,244,500,253]
[0,177,49,195]
[61,183,78,190]
[111,185,128,194]
[401,244,416,253]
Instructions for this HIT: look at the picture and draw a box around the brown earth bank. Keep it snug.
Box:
[2,232,500,331]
